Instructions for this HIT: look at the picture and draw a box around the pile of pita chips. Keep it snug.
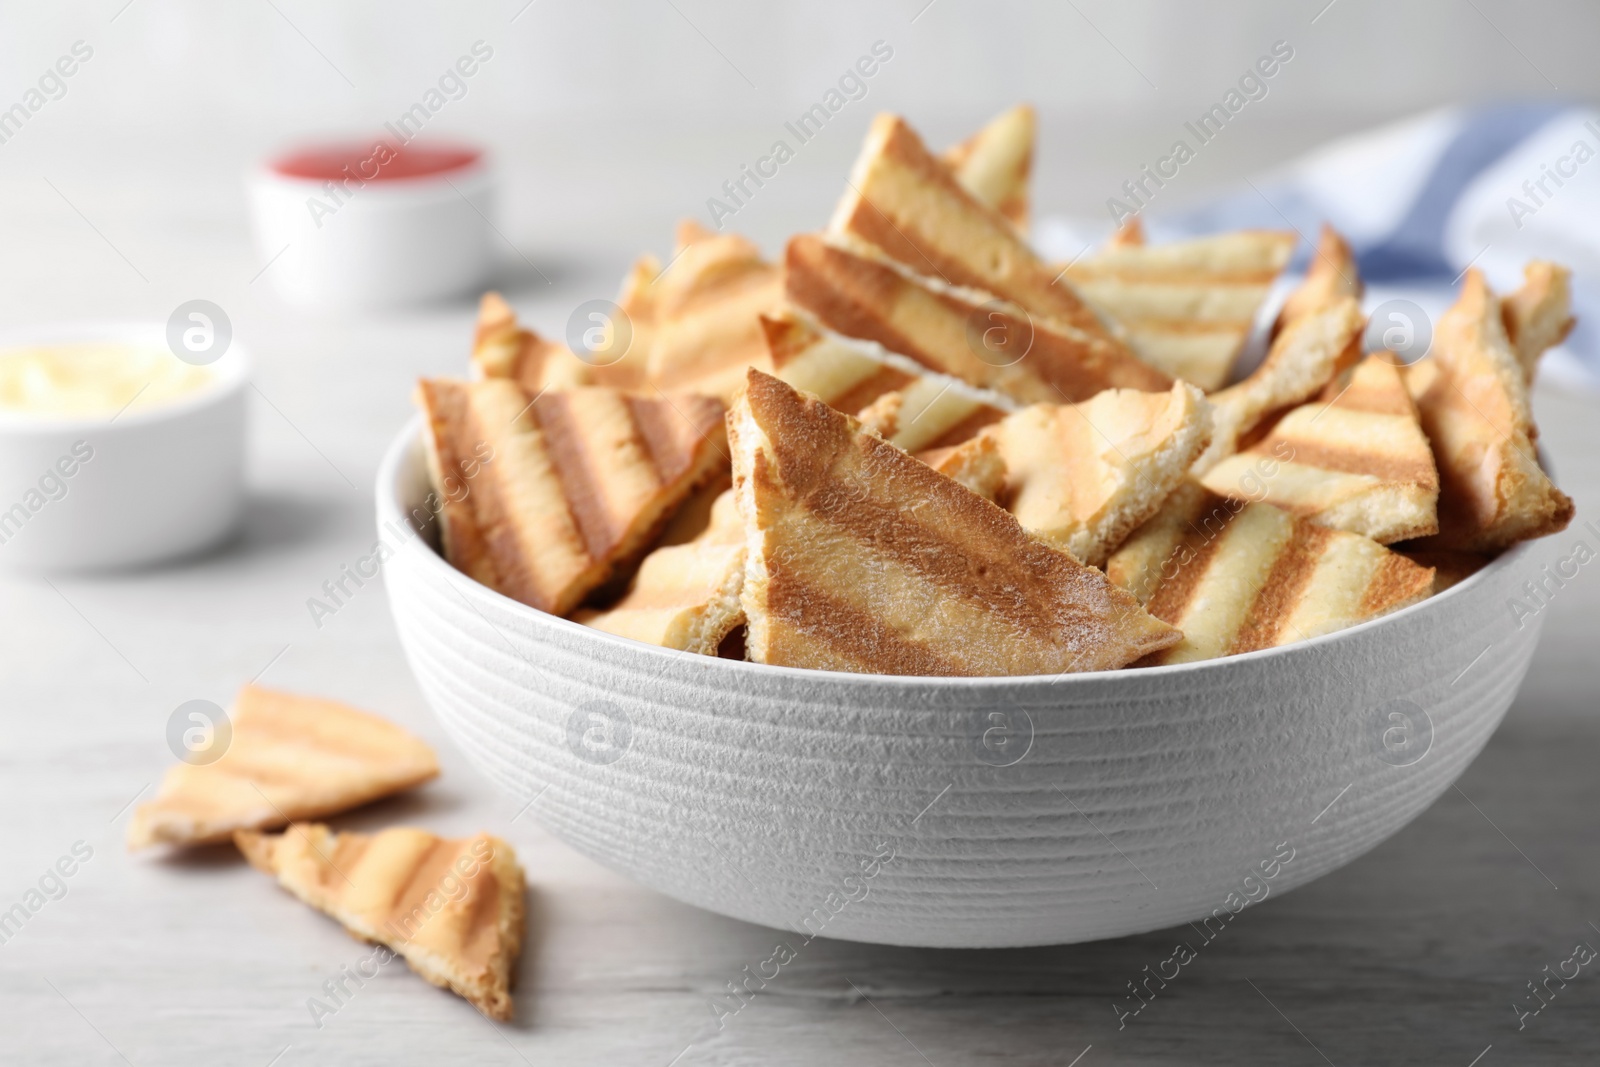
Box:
[132,685,528,1019]
[417,108,1575,675]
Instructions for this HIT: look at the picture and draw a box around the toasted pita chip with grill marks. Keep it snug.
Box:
[762,312,1010,452]
[828,113,1122,344]
[1200,355,1440,543]
[975,382,1213,567]
[415,378,727,616]
[237,824,525,1021]
[472,292,594,392]
[575,488,746,654]
[785,234,1171,406]
[1065,230,1297,392]
[941,104,1035,230]
[1500,260,1574,384]
[641,224,784,401]
[730,368,1179,675]
[1190,296,1365,474]
[1106,482,1435,666]
[1404,270,1573,552]
[1275,224,1363,333]
[127,686,438,850]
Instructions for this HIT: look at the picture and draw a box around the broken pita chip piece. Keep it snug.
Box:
[1500,260,1574,384]
[1106,482,1435,666]
[472,292,594,392]
[941,103,1035,230]
[1065,229,1297,391]
[828,113,1121,344]
[127,686,439,850]
[1275,224,1363,333]
[575,488,746,655]
[1190,295,1365,474]
[981,382,1214,568]
[730,368,1179,675]
[1200,355,1440,544]
[236,824,525,1021]
[785,234,1171,406]
[415,378,728,617]
[1404,270,1573,552]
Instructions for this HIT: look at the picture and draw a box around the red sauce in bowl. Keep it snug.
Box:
[270,141,481,183]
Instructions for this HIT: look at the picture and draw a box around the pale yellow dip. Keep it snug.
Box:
[0,343,214,417]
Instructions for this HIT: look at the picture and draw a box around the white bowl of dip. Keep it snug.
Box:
[0,322,249,571]
[249,140,495,309]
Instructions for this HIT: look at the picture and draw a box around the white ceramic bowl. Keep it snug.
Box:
[378,416,1551,948]
[0,323,248,571]
[249,145,494,309]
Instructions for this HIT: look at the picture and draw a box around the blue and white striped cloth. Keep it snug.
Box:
[1038,104,1600,388]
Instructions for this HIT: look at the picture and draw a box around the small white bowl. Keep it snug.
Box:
[0,323,248,571]
[377,416,1552,948]
[249,142,495,309]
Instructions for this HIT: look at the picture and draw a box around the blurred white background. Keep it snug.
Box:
[3,0,1596,260]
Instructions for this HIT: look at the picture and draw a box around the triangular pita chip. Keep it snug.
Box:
[1106,482,1435,666]
[236,824,524,1021]
[1191,296,1364,474]
[1065,229,1296,390]
[1500,260,1574,383]
[730,369,1179,675]
[1404,270,1573,551]
[471,293,593,392]
[1275,224,1362,333]
[1200,355,1439,543]
[785,234,1171,405]
[415,378,727,616]
[976,382,1213,567]
[642,223,784,401]
[575,488,746,654]
[828,113,1121,344]
[763,312,1010,451]
[941,103,1035,229]
[127,686,438,849]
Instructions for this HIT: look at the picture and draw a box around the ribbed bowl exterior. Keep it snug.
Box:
[379,418,1549,948]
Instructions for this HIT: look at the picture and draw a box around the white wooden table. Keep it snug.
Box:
[1,116,1597,1066]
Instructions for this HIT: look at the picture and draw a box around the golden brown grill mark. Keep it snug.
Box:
[765,579,966,676]
[1361,552,1434,616]
[534,392,624,559]
[765,407,1093,639]
[1228,525,1329,654]
[1270,437,1437,485]
[827,367,917,416]
[1144,492,1239,624]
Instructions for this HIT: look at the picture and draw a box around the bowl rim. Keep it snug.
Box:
[376,413,1537,690]
[0,320,251,433]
